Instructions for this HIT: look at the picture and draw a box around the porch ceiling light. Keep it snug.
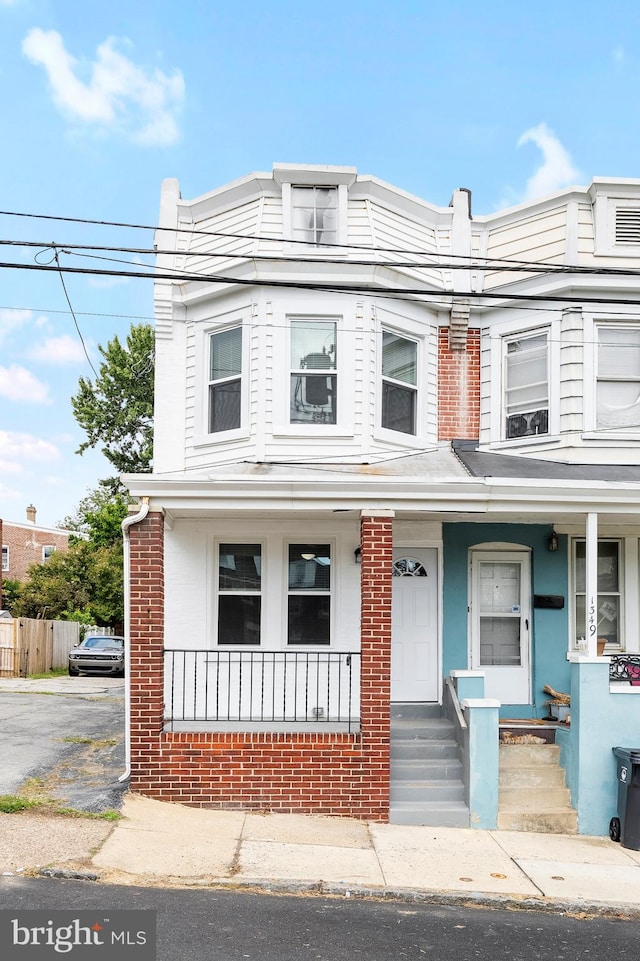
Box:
[547,529,559,552]
[301,552,316,561]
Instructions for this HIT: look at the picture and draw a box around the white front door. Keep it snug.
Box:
[391,548,439,702]
[470,550,531,704]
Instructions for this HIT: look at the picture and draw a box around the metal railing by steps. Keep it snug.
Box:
[498,742,577,834]
[390,703,470,827]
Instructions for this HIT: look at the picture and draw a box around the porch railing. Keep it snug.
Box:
[164,649,361,730]
[609,654,640,685]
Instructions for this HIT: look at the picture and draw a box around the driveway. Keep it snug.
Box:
[0,676,126,812]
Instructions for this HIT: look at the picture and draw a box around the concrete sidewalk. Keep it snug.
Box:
[3,795,640,916]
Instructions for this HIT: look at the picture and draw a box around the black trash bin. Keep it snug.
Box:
[610,747,640,849]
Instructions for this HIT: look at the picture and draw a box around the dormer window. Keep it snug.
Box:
[209,326,242,433]
[503,332,549,439]
[292,186,338,246]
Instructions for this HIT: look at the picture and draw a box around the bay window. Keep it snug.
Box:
[290,319,337,424]
[596,326,640,429]
[573,540,621,652]
[209,326,242,433]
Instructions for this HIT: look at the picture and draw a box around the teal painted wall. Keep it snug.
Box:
[443,523,569,717]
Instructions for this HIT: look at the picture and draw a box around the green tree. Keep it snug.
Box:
[62,485,129,548]
[72,323,154,476]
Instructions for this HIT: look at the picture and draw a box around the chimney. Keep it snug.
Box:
[26,504,36,524]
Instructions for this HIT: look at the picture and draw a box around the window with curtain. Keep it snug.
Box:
[217,543,262,645]
[291,186,337,246]
[290,319,337,424]
[287,544,331,645]
[504,332,549,438]
[381,331,417,434]
[209,326,242,433]
[596,326,640,429]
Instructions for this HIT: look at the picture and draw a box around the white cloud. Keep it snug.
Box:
[28,334,89,365]
[0,308,32,346]
[0,430,59,463]
[0,365,51,403]
[517,123,581,201]
[22,28,184,146]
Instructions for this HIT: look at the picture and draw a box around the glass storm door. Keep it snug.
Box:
[470,551,531,704]
[391,548,439,702]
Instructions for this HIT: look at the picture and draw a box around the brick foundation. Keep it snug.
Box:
[128,511,393,819]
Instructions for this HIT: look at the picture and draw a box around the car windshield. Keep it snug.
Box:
[82,637,123,650]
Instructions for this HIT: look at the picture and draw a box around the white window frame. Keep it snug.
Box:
[502,330,549,441]
[380,328,419,436]
[274,165,356,257]
[208,324,243,435]
[286,542,333,647]
[570,538,624,653]
[592,322,640,434]
[194,315,250,447]
[215,541,264,647]
[1,545,8,572]
[42,545,55,562]
[289,317,338,427]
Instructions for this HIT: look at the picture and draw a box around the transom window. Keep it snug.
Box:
[393,557,428,577]
[596,326,640,429]
[290,319,337,424]
[291,187,337,246]
[573,540,621,652]
[209,327,242,433]
[217,543,262,645]
[381,331,417,435]
[288,544,331,645]
[504,332,549,439]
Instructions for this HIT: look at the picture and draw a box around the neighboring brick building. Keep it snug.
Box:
[2,505,73,582]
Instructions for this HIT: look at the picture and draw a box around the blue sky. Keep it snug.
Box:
[1,0,640,528]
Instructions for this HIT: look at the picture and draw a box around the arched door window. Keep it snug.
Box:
[392,557,428,577]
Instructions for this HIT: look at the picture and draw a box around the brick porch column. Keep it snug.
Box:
[128,510,164,788]
[360,509,394,818]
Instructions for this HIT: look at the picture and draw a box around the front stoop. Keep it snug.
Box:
[390,703,469,827]
[498,743,577,834]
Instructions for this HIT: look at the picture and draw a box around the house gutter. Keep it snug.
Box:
[118,497,150,783]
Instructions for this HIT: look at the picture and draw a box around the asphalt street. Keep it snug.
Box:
[0,679,126,811]
[2,877,639,961]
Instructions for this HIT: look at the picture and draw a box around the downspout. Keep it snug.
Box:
[118,497,150,783]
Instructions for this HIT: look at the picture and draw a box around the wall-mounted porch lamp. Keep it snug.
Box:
[547,529,559,552]
[353,547,361,564]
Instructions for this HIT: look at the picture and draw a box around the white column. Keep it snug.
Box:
[585,512,598,657]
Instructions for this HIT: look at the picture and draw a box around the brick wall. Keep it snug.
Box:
[437,327,480,440]
[129,511,393,819]
[2,523,71,582]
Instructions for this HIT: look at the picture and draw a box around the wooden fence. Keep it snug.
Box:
[0,618,80,677]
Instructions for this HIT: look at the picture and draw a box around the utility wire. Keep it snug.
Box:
[52,249,98,376]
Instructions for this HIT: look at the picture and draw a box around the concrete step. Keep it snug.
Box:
[391,739,460,761]
[390,801,470,828]
[391,702,443,719]
[391,718,456,740]
[499,786,572,810]
[497,809,578,834]
[499,743,561,766]
[391,757,463,780]
[499,766,567,789]
[391,779,466,803]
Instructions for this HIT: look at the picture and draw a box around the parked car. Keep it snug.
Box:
[68,635,125,677]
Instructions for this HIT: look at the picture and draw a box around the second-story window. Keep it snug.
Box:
[290,319,337,424]
[504,332,549,439]
[381,331,417,435]
[291,187,338,246]
[596,326,640,429]
[209,326,242,433]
